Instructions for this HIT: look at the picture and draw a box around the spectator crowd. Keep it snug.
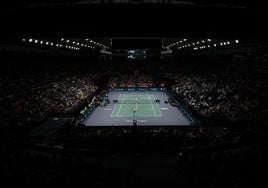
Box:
[108,74,152,88]
[161,72,259,121]
[0,72,100,128]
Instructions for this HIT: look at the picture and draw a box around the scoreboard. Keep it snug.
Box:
[127,49,147,60]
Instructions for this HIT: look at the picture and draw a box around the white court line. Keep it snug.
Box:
[136,96,138,111]
[111,94,121,117]
[149,94,157,117]
[151,94,163,117]
[116,115,161,117]
[116,95,125,117]
[120,108,154,111]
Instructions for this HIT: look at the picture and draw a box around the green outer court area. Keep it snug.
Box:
[111,94,162,117]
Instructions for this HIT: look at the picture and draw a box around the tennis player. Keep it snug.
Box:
[133,107,136,116]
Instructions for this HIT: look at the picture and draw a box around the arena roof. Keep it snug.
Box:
[0,1,267,38]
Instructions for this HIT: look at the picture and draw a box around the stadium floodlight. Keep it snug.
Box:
[223,42,226,45]
[34,40,38,43]
[235,40,239,43]
[220,43,223,46]
[45,42,49,45]
[29,39,33,42]
[208,39,211,41]
[227,41,230,44]
[40,41,43,44]
[214,44,217,47]
[66,40,70,43]
[51,43,53,46]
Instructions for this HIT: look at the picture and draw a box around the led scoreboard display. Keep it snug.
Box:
[127,49,147,60]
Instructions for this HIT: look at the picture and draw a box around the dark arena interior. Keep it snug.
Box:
[1,0,268,186]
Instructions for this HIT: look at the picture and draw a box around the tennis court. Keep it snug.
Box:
[82,90,192,126]
[111,94,162,117]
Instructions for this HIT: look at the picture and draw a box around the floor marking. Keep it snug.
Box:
[149,94,157,117]
[151,94,163,116]
[111,94,121,117]
[116,95,125,117]
[126,120,147,122]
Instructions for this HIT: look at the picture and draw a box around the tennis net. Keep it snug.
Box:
[113,99,160,104]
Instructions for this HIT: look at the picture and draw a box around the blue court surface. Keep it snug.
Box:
[83,91,192,126]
